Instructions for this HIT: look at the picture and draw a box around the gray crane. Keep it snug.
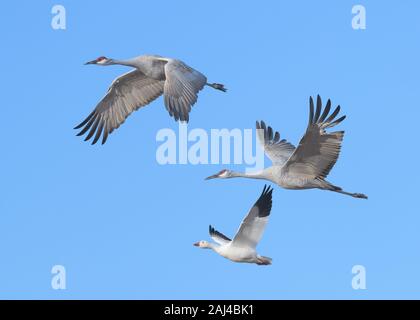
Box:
[206,95,368,199]
[75,55,226,144]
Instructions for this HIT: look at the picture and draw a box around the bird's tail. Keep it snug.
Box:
[320,179,368,199]
[257,256,272,265]
[206,82,227,92]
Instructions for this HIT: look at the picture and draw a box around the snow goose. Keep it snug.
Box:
[194,185,273,265]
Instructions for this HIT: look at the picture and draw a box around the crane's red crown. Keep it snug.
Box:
[96,56,108,62]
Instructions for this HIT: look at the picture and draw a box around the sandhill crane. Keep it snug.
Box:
[75,55,226,144]
[206,95,368,199]
[194,185,273,265]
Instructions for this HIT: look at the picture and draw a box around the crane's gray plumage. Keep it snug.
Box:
[75,55,226,144]
[256,120,296,166]
[282,95,346,181]
[163,59,207,122]
[75,69,164,145]
[206,95,368,199]
[195,185,273,265]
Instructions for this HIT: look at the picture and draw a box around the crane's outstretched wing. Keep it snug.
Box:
[74,69,164,145]
[256,121,295,167]
[231,185,273,250]
[283,95,346,180]
[163,59,207,123]
[209,225,231,245]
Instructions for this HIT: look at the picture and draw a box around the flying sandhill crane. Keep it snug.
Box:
[194,185,273,265]
[206,95,368,199]
[75,55,226,144]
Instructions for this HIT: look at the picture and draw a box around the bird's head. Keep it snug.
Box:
[84,56,112,66]
[205,169,232,180]
[193,240,211,249]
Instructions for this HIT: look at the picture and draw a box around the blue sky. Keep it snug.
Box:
[1,0,419,299]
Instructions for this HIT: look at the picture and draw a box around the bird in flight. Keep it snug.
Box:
[194,185,273,265]
[75,55,226,145]
[206,95,368,199]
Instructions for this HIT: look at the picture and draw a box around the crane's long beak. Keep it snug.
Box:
[193,242,200,247]
[205,173,219,180]
[84,59,97,65]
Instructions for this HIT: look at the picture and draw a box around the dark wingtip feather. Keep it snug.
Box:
[85,117,101,142]
[325,105,341,124]
[267,126,273,141]
[261,184,267,194]
[314,95,322,122]
[319,99,331,122]
[255,185,273,218]
[327,115,346,128]
[337,115,346,123]
[74,110,95,130]
[209,225,231,241]
[317,95,322,106]
[76,114,97,137]
[309,96,314,124]
[261,120,266,130]
[101,130,109,145]
[91,122,104,145]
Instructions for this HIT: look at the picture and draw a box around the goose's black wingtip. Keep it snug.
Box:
[256,185,273,218]
[262,184,274,195]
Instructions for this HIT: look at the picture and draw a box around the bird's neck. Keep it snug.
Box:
[230,169,271,180]
[109,58,139,68]
[206,242,219,251]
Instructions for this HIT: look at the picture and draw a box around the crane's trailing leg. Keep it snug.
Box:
[316,179,368,199]
[206,82,227,92]
[330,185,368,199]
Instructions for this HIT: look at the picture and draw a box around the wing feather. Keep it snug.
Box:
[163,59,207,122]
[256,121,295,166]
[75,69,164,144]
[283,95,346,180]
[231,185,273,249]
[209,225,231,245]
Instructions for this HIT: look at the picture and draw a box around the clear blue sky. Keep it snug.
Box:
[1,0,419,299]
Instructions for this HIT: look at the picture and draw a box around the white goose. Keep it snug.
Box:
[194,185,273,265]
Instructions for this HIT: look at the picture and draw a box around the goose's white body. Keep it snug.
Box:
[194,186,273,266]
[213,244,263,264]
